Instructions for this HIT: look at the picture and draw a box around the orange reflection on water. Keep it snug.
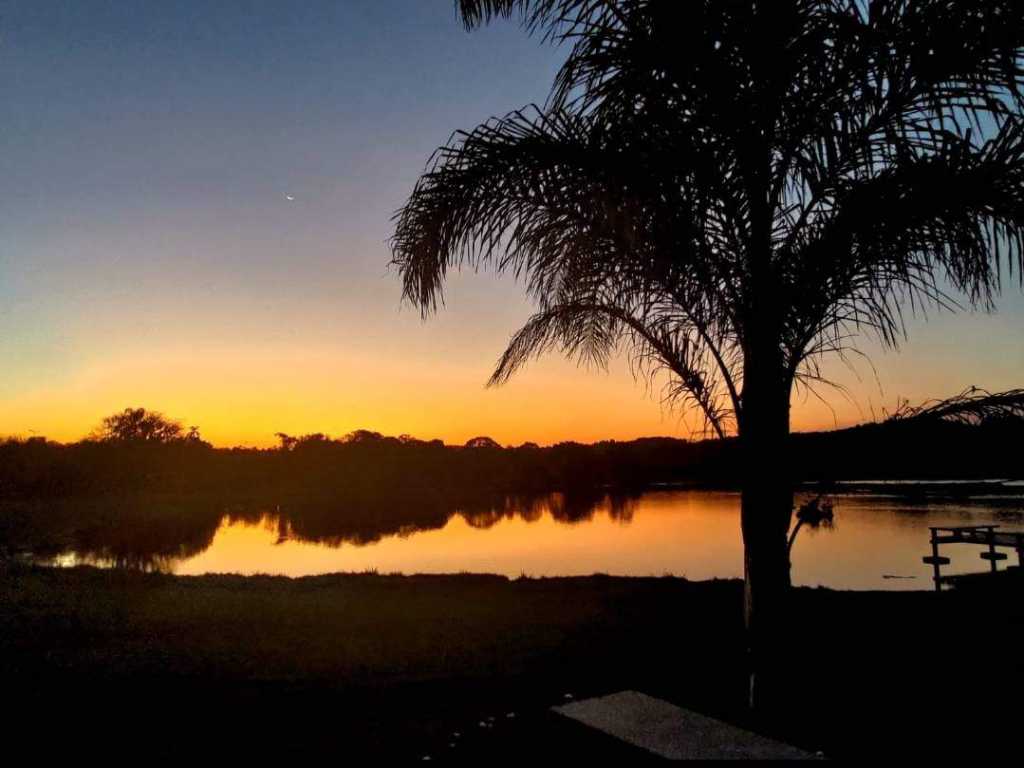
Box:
[178,492,742,579]
[173,490,1023,590]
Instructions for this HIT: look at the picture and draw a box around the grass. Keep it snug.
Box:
[2,563,1020,759]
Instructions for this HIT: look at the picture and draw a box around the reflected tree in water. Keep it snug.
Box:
[6,490,640,572]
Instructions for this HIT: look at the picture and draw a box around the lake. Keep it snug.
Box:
[32,486,1024,590]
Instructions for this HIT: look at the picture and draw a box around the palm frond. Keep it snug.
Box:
[886,386,1024,426]
[396,0,1024,438]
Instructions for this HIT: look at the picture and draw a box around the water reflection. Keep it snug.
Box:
[3,489,638,571]
[4,489,1022,589]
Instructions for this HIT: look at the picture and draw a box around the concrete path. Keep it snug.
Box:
[554,690,817,760]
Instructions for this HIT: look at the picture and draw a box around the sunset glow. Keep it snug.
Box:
[2,3,1022,447]
[4,3,1024,760]
[2,311,1021,447]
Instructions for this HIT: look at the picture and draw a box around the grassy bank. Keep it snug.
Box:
[2,564,1020,759]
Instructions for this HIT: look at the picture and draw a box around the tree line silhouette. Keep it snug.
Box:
[2,391,1022,572]
[2,391,1022,503]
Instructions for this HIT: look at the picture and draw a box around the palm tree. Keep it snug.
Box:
[390,0,1024,703]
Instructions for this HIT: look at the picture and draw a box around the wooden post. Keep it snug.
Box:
[976,525,1010,573]
[924,528,943,593]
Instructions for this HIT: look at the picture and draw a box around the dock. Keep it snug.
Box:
[553,690,816,760]
[923,525,1024,591]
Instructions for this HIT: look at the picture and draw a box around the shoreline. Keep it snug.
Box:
[3,562,1020,759]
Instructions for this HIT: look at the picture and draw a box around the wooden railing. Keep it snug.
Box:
[923,525,1024,592]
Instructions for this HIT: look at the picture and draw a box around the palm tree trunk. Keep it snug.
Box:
[741,474,793,708]
[738,348,794,709]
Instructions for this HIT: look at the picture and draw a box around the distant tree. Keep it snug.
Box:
[344,429,384,443]
[464,436,502,449]
[295,433,331,447]
[93,408,184,444]
[275,432,298,451]
[392,0,1024,704]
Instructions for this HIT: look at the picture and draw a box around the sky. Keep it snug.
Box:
[1,0,1022,448]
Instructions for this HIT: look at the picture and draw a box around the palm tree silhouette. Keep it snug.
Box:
[391,0,1024,703]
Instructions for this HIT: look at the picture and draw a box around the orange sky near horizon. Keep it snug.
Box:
[3,287,1020,449]
[3,2,1022,449]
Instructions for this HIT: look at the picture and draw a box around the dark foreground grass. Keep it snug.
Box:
[2,564,1020,760]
